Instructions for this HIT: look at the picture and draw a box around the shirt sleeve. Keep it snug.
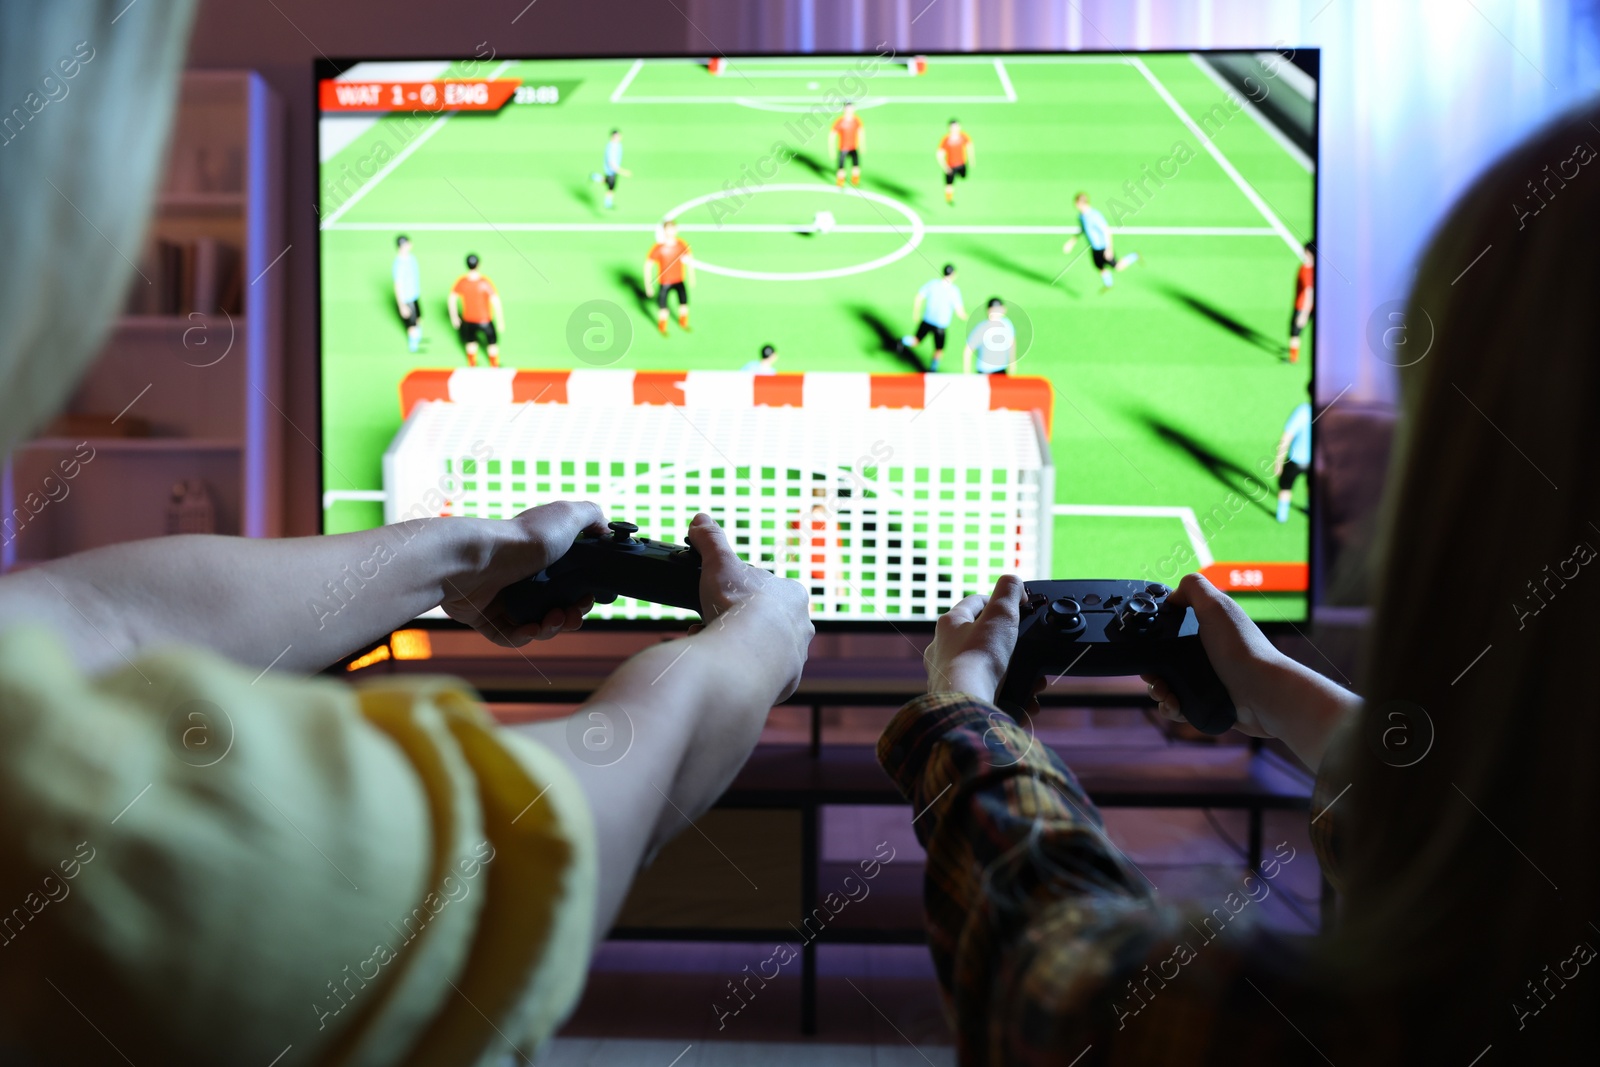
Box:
[877,692,1341,1066]
[0,624,595,1067]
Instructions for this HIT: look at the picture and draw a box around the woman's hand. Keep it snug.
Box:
[1142,573,1293,737]
[686,513,814,702]
[439,500,606,645]
[924,574,1027,702]
[1143,574,1360,766]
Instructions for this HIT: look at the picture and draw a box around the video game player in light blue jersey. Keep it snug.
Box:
[590,129,632,210]
[741,344,780,374]
[963,297,1017,375]
[1061,191,1141,290]
[392,234,422,352]
[1274,400,1313,523]
[901,263,969,373]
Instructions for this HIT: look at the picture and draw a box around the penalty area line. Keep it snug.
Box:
[1052,504,1214,569]
[1127,57,1303,258]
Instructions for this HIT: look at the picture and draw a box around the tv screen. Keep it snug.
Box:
[315,49,1317,625]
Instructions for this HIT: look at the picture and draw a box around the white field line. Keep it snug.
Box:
[994,59,1017,101]
[320,59,515,229]
[716,69,900,78]
[1051,503,1213,568]
[633,54,1127,66]
[323,489,388,508]
[615,94,1013,105]
[1127,57,1303,258]
[327,221,1277,237]
[610,59,644,102]
[1187,53,1313,172]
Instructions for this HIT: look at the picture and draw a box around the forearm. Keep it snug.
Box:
[0,520,483,674]
[512,620,796,941]
[878,695,1151,1004]
[1258,657,1362,770]
[593,622,790,830]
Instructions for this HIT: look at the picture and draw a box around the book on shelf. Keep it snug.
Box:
[124,236,243,318]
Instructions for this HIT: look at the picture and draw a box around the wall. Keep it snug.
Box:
[184,0,692,537]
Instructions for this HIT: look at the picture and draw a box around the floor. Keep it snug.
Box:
[548,944,954,1065]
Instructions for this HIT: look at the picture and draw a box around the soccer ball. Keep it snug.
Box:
[813,210,837,235]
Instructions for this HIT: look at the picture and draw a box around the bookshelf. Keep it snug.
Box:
[1,71,284,569]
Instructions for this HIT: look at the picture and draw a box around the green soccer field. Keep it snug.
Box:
[318,53,1316,621]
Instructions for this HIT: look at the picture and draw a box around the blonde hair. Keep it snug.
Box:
[1329,101,1600,1057]
[0,0,196,455]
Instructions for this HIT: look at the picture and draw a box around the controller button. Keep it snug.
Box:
[1146,583,1169,598]
[608,521,639,544]
[1119,595,1159,629]
[1027,592,1049,609]
[1081,593,1101,606]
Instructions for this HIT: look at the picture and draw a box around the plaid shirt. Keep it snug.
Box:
[878,692,1359,1066]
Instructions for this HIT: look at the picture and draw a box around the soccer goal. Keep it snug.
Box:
[383,370,1054,621]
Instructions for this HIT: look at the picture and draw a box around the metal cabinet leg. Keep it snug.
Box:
[801,801,818,1035]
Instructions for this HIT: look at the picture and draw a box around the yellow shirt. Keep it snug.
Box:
[0,624,595,1066]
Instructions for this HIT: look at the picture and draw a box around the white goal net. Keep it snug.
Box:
[383,388,1053,621]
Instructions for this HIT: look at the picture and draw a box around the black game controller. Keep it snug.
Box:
[996,580,1237,735]
[501,521,704,626]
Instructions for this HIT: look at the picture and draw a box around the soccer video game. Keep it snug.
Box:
[316,50,1317,624]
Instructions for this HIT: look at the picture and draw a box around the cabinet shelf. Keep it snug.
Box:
[157,191,246,214]
[115,314,247,330]
[17,437,243,453]
[2,70,282,573]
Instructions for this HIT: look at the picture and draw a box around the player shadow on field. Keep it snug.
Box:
[851,305,930,373]
[564,178,604,217]
[788,150,921,204]
[613,267,654,320]
[1133,412,1283,520]
[1155,282,1288,360]
[958,241,1076,294]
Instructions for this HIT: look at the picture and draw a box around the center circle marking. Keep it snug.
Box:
[662,183,925,282]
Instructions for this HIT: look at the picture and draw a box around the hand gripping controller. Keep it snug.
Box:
[996,580,1237,735]
[502,521,704,625]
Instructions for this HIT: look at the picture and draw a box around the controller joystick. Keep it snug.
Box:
[1047,597,1085,635]
[997,579,1237,735]
[501,518,705,625]
[1118,594,1159,631]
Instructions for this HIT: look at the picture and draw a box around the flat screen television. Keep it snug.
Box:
[314,48,1319,627]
